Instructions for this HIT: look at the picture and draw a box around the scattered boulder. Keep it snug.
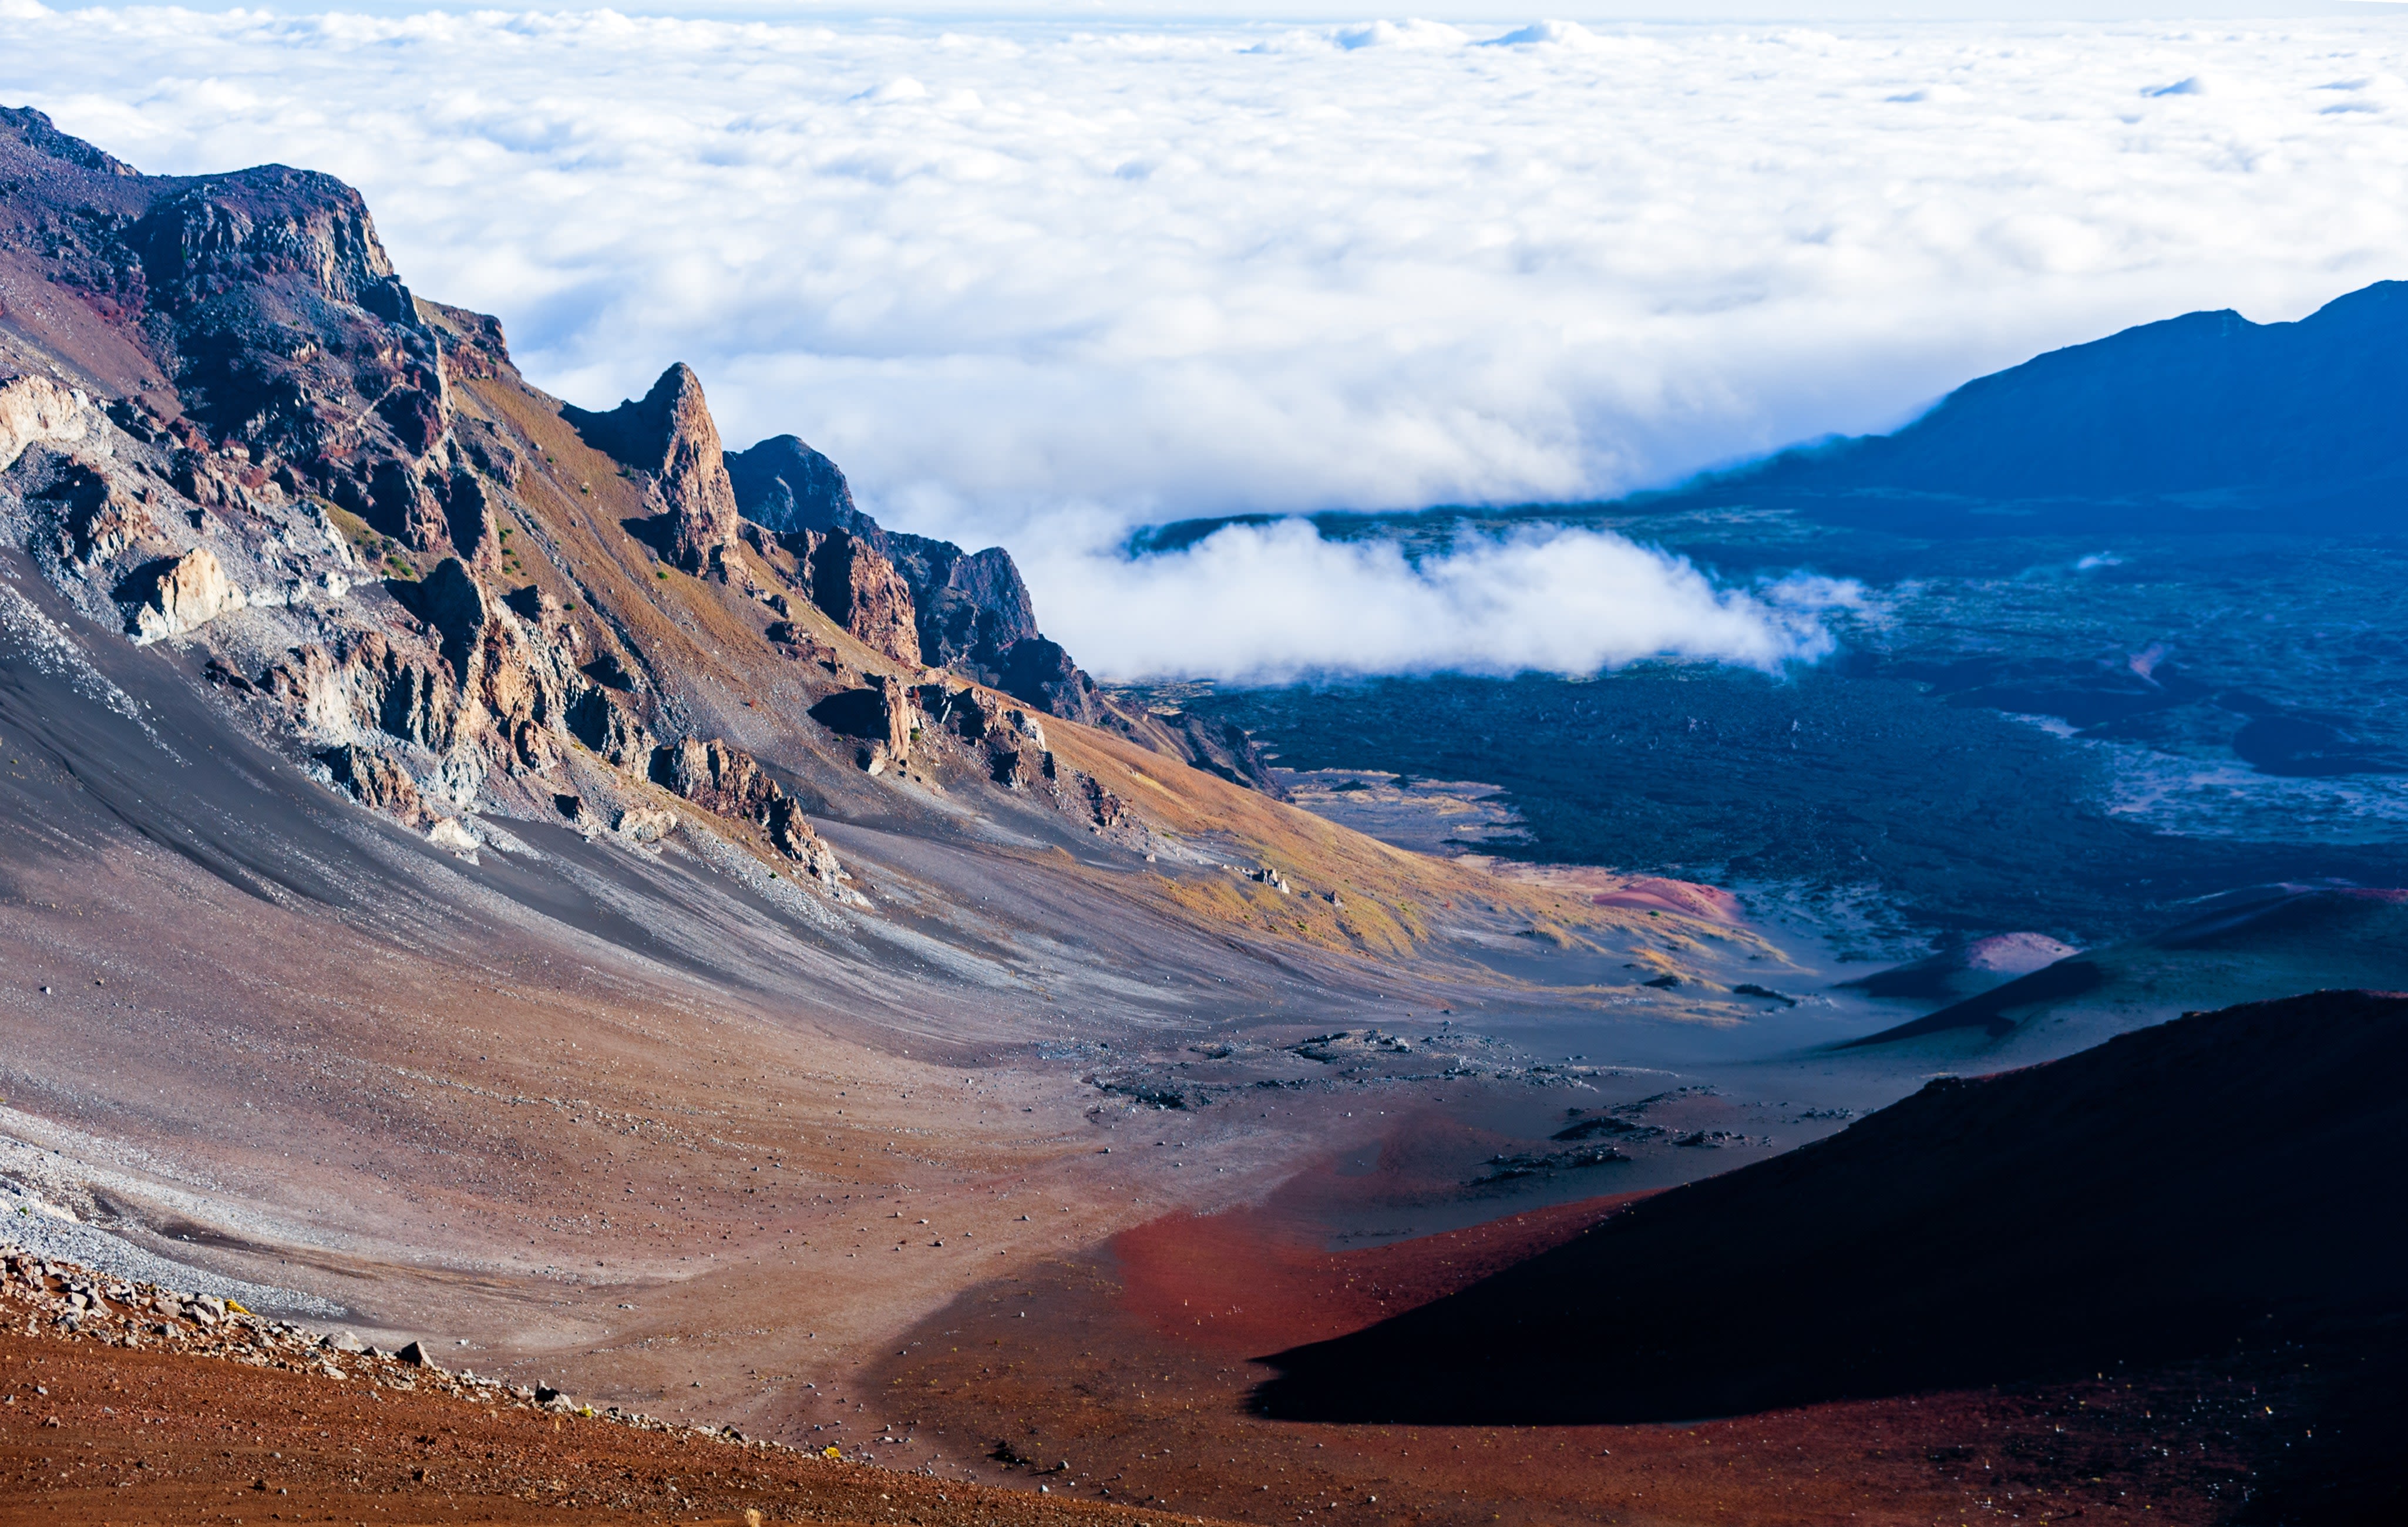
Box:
[1078,775,1127,829]
[127,547,244,644]
[0,374,95,472]
[1481,1145,1633,1182]
[427,818,479,853]
[613,805,676,844]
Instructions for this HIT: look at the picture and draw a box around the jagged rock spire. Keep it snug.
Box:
[564,363,743,576]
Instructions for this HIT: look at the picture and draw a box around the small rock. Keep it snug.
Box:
[613,805,676,844]
[427,818,479,853]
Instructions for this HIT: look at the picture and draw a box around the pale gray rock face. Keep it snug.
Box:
[0,375,94,472]
[127,547,244,644]
[426,818,479,853]
[613,805,677,843]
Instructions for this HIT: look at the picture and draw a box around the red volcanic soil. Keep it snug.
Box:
[0,1323,1220,1527]
[869,1070,2375,1527]
[1112,1184,1651,1360]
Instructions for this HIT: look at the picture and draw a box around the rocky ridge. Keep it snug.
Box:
[0,103,1276,883]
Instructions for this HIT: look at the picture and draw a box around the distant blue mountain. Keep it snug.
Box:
[1125,279,2408,555]
[1711,279,2408,532]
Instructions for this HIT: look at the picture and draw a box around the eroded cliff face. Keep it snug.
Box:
[0,104,1184,882]
[719,418,1284,793]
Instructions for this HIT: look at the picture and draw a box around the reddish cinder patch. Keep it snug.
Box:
[1111,1192,1644,1357]
[879,1216,2306,1527]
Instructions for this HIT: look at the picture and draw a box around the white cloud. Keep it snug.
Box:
[1025,519,1860,681]
[5,9,2407,677]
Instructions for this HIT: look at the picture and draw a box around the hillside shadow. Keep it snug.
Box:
[1255,991,2408,1426]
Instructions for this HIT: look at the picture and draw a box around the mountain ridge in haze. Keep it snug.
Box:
[1128,275,2408,556]
[1707,278,2408,530]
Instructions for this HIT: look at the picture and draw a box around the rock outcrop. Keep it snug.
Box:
[564,364,742,577]
[742,521,923,667]
[718,432,1276,792]
[803,529,922,667]
[723,441,1101,718]
[920,682,1051,789]
[127,547,243,644]
[0,105,1142,897]
[723,434,868,537]
[122,164,477,557]
[649,736,845,887]
[0,375,95,470]
[886,537,1038,675]
[319,742,428,825]
[809,675,920,772]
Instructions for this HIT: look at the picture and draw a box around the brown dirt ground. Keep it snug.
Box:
[0,1325,1233,1527]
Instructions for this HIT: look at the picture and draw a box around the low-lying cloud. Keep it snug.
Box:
[1025,519,1859,682]
[5,8,2404,677]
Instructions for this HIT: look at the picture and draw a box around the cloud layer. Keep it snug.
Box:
[1023,519,1861,681]
[6,8,2406,675]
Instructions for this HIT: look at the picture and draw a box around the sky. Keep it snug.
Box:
[5,4,2405,677]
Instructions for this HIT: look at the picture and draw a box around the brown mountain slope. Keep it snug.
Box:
[0,101,1760,980]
